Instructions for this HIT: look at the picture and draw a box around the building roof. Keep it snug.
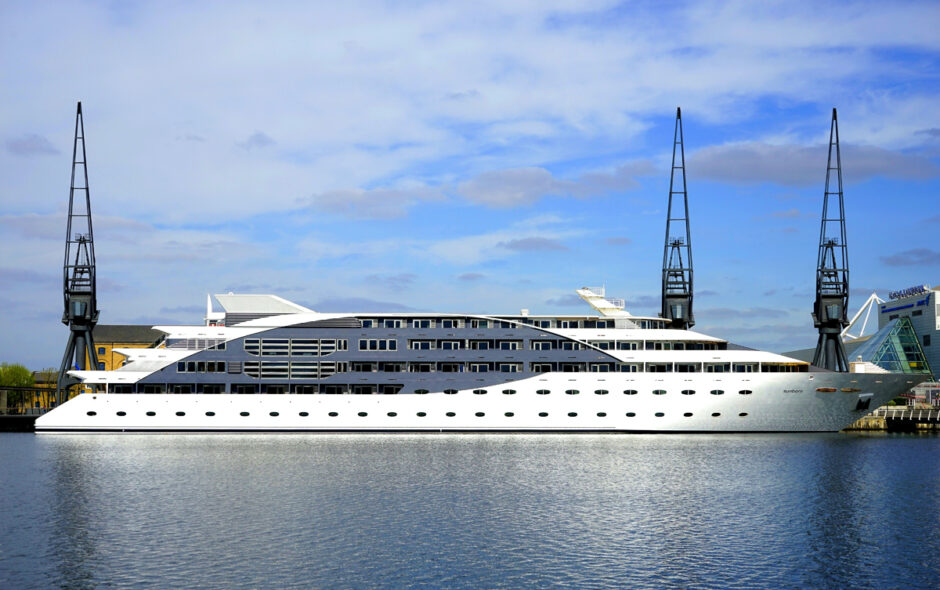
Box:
[93,325,164,345]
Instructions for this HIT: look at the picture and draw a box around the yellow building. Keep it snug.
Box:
[92,325,164,371]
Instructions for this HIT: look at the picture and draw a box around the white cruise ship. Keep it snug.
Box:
[35,288,927,433]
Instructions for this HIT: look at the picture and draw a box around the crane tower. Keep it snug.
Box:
[56,102,100,404]
[662,107,694,330]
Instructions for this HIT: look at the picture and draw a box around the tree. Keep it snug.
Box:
[0,363,35,412]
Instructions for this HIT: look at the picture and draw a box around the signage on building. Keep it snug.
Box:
[889,284,931,301]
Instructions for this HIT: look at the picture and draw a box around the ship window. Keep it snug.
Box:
[655,412,665,417]
[116,411,126,416]
[538,412,548,417]
[240,412,250,416]
[444,389,458,395]
[446,412,456,417]
[502,389,517,395]
[594,389,608,395]
[382,319,402,329]
[412,319,433,329]
[710,390,724,395]
[470,319,489,329]
[358,412,368,417]
[473,389,487,395]
[269,412,279,417]
[681,390,695,395]
[329,412,338,417]
[299,412,309,417]
[505,412,515,417]
[626,412,635,417]
[475,412,485,417]
[176,411,185,416]
[568,412,577,417]
[711,412,720,417]
[683,412,693,417]
[652,389,667,395]
[206,411,215,417]
[536,389,550,395]
[739,412,748,417]
[417,412,427,417]
[361,319,374,328]
[623,389,638,395]
[146,411,156,416]
[414,389,430,394]
[387,412,397,417]
[738,390,753,395]
[597,412,607,417]
[442,319,461,329]
[86,411,97,416]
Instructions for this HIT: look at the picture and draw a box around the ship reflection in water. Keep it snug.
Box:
[1,433,938,588]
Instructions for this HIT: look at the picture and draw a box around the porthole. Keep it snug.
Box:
[623,389,638,395]
[299,412,309,417]
[711,412,720,417]
[417,412,427,417]
[328,412,338,417]
[358,412,368,417]
[626,412,636,417]
[681,390,695,395]
[683,412,693,417]
[176,411,185,416]
[475,412,485,417]
[502,389,517,395]
[387,412,397,417]
[446,412,456,417]
[538,412,548,417]
[739,390,753,395]
[568,412,578,417]
[710,389,724,395]
[739,412,748,417]
[567,389,581,395]
[473,389,487,395]
[146,411,156,416]
[269,412,279,417]
[116,411,126,417]
[240,411,250,417]
[652,389,666,395]
[206,411,215,417]
[536,389,550,395]
[597,412,607,417]
[505,412,515,417]
[655,412,665,417]
[86,411,97,416]
[414,389,429,394]
[444,389,458,395]
[594,389,609,395]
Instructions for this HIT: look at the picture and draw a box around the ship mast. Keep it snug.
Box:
[56,102,100,404]
[662,107,694,330]
[811,108,849,372]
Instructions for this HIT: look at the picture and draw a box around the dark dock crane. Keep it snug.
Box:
[812,108,850,372]
[56,102,100,405]
[662,107,694,330]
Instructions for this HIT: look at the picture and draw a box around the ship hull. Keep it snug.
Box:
[35,372,921,433]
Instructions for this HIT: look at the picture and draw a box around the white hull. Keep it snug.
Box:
[36,372,917,433]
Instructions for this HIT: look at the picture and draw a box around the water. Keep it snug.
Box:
[1,433,938,589]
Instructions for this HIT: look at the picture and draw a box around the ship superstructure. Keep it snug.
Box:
[36,292,925,432]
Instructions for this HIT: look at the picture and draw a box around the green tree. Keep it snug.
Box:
[0,363,35,412]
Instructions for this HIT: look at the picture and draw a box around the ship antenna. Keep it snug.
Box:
[56,101,100,405]
[811,108,850,371]
[662,106,694,330]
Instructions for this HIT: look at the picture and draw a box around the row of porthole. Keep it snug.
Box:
[438,389,753,396]
[88,410,749,418]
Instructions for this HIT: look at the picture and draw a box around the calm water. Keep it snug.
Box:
[1,433,938,589]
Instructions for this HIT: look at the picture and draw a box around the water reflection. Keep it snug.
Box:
[0,433,937,589]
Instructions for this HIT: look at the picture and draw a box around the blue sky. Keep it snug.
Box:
[1,0,939,369]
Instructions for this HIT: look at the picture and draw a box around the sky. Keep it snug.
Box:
[1,0,939,370]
